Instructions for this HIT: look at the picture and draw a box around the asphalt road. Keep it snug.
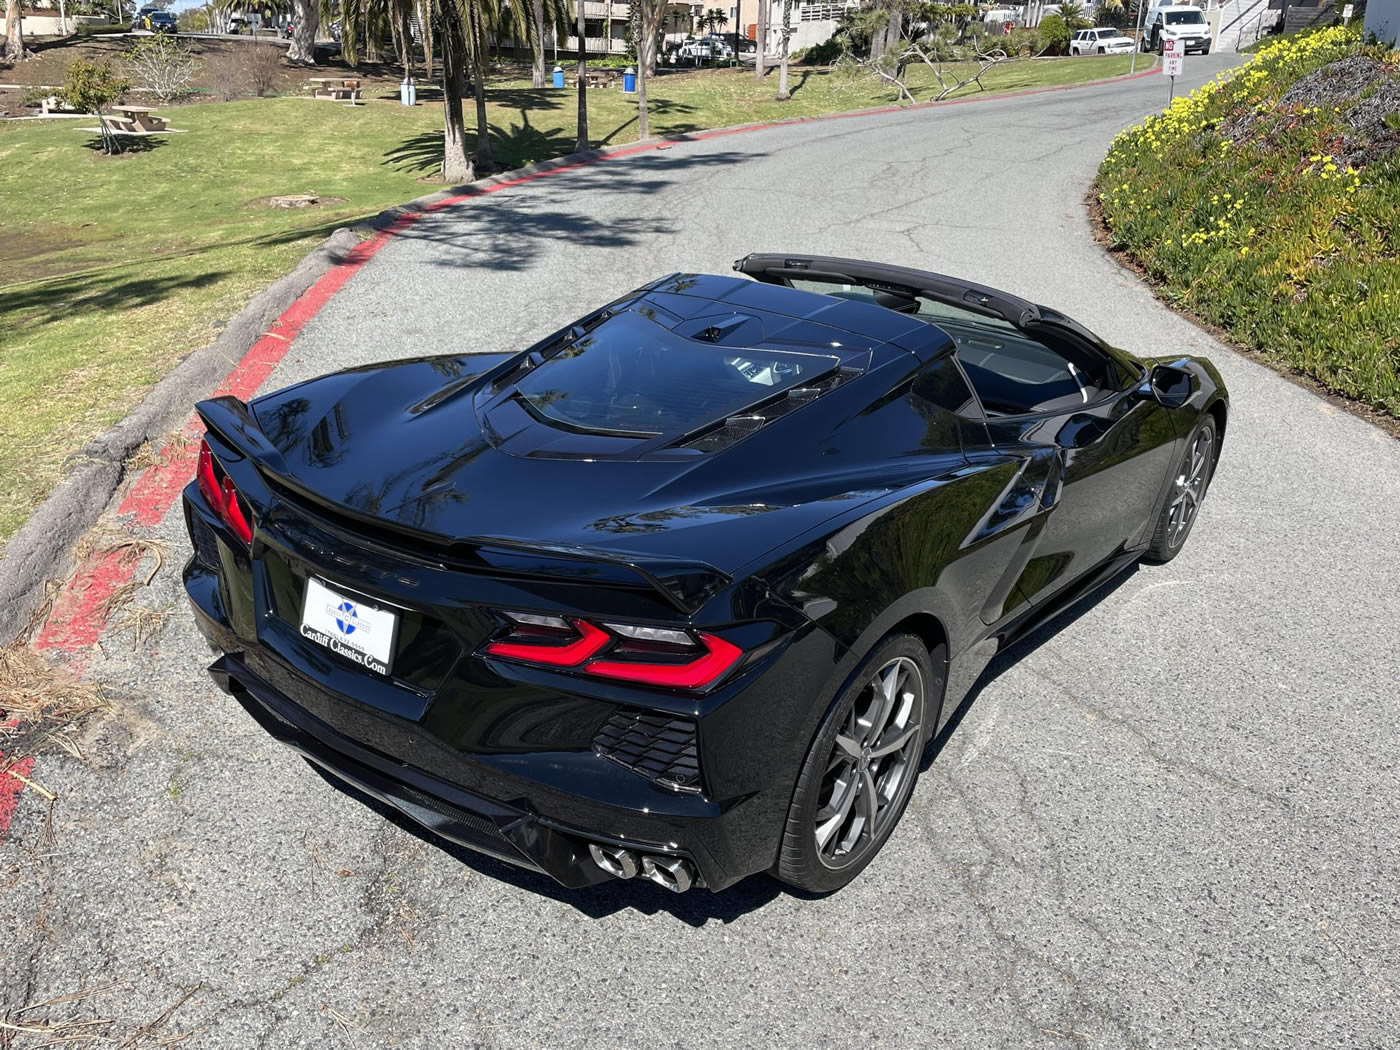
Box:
[7,54,1400,1049]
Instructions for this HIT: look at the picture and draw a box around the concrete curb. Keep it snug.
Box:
[0,227,362,647]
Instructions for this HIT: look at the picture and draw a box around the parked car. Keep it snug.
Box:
[227,15,249,33]
[144,10,177,32]
[697,34,735,58]
[184,254,1227,896]
[672,39,715,63]
[1142,4,1213,54]
[1069,26,1135,54]
[129,5,159,30]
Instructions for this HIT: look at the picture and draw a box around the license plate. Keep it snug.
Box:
[299,577,399,676]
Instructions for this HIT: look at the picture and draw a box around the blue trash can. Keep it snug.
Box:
[623,67,636,93]
[552,65,565,89]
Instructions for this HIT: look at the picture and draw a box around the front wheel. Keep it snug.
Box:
[1098,45,1105,54]
[774,633,942,894]
[1144,415,1218,564]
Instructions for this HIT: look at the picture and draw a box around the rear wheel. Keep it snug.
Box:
[774,633,942,893]
[1144,415,1217,564]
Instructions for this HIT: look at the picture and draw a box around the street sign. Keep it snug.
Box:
[1162,36,1183,78]
[1343,4,1354,19]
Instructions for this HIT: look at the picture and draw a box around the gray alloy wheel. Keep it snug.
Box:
[814,656,924,868]
[774,633,939,893]
[1145,414,1218,564]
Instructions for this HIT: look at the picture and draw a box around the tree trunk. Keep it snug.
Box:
[473,64,491,167]
[420,0,433,80]
[637,33,649,138]
[755,0,766,76]
[775,0,790,99]
[575,0,588,151]
[2,0,27,61]
[531,0,546,86]
[441,30,474,183]
[287,0,319,64]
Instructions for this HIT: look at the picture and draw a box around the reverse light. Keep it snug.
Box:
[196,438,254,547]
[483,613,744,691]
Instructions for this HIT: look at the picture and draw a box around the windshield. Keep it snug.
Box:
[1165,10,1206,23]
[514,312,838,437]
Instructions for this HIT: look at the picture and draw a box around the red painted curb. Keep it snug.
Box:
[10,62,1158,837]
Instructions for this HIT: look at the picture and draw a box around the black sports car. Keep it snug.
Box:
[184,254,1227,894]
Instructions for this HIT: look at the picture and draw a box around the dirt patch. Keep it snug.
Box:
[246,193,348,208]
[1219,55,1400,170]
[0,35,414,101]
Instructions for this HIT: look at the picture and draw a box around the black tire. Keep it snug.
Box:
[1144,414,1218,564]
[774,633,944,894]
[1098,46,1105,54]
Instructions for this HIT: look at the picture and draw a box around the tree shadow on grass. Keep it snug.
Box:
[598,97,703,143]
[80,134,170,155]
[0,269,229,333]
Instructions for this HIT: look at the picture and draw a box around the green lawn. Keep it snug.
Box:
[0,55,1139,547]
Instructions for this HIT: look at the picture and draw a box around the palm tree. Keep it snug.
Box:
[3,0,28,60]
[575,0,587,151]
[528,0,570,87]
[774,0,792,100]
[755,0,766,76]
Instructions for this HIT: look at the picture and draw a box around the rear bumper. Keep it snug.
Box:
[186,557,814,893]
[210,652,640,889]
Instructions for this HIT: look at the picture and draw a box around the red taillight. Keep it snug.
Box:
[483,614,743,691]
[485,619,610,666]
[196,441,221,511]
[196,437,253,547]
[220,475,253,545]
[585,633,743,690]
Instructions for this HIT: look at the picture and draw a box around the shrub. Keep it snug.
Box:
[124,34,199,102]
[242,44,285,97]
[1038,14,1072,54]
[1097,26,1400,416]
[796,35,847,65]
[58,57,130,153]
[205,44,285,100]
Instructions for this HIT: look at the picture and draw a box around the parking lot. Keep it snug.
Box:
[4,52,1398,1048]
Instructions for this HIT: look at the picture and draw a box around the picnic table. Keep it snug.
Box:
[584,70,620,89]
[309,77,363,104]
[107,105,170,134]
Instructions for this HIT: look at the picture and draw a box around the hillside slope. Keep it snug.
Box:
[1097,28,1399,417]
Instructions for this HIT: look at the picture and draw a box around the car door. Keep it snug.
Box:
[966,353,1180,608]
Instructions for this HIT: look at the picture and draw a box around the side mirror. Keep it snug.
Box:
[1136,364,1194,410]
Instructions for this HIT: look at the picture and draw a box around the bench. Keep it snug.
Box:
[308,77,363,104]
[111,105,169,132]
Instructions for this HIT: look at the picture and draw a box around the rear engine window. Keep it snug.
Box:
[513,311,838,437]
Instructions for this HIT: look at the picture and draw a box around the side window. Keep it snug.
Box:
[911,356,992,451]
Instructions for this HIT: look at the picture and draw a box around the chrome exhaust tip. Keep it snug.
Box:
[641,853,695,893]
[588,843,640,880]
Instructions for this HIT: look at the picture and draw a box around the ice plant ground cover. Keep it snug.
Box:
[1097,27,1400,417]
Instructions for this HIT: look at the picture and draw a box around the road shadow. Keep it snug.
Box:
[921,565,1141,771]
[377,146,766,273]
[305,762,786,926]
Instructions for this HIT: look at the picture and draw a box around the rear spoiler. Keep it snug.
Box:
[195,396,731,615]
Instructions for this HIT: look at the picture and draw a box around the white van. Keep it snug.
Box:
[1142,4,1213,54]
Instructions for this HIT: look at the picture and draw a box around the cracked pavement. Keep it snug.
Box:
[5,52,1400,1048]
